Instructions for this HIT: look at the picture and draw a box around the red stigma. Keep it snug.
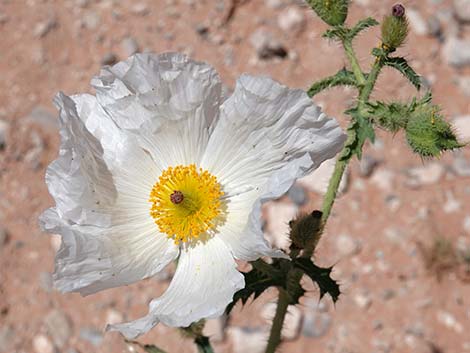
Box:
[170,191,184,204]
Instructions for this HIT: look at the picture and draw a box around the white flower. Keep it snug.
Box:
[40,53,346,339]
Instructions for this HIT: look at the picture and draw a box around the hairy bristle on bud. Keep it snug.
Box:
[289,211,323,251]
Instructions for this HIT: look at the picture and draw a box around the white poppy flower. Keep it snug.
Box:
[40,53,346,339]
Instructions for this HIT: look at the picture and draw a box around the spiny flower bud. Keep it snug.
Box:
[289,210,323,251]
[381,3,409,51]
[306,0,349,26]
[406,105,463,158]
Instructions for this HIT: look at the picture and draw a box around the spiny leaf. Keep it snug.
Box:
[349,17,379,38]
[340,109,375,160]
[384,57,421,91]
[293,258,340,302]
[226,260,285,314]
[308,68,358,97]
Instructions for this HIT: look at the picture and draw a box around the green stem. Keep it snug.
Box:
[343,39,366,86]
[359,55,383,105]
[265,289,290,353]
[320,155,348,225]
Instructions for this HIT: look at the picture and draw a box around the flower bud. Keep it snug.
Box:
[381,4,409,51]
[289,210,323,251]
[406,105,463,157]
[306,0,349,26]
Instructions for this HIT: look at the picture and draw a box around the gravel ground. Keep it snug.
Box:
[0,1,469,353]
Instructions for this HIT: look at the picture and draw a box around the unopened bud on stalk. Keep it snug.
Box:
[289,210,323,251]
[381,3,409,51]
[306,0,349,26]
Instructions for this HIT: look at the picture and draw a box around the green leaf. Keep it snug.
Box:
[293,258,340,302]
[384,57,421,91]
[349,17,379,38]
[195,336,215,353]
[340,109,375,160]
[308,68,358,97]
[226,259,285,314]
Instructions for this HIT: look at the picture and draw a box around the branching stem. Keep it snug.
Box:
[343,39,366,86]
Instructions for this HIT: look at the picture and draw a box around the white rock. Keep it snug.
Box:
[131,3,149,16]
[406,163,445,187]
[453,155,470,177]
[437,311,463,333]
[261,303,302,340]
[82,11,100,30]
[265,0,283,9]
[228,327,268,353]
[121,37,139,56]
[463,216,470,233]
[336,234,361,257]
[33,335,54,353]
[301,309,332,338]
[264,202,298,250]
[454,0,470,22]
[277,7,305,33]
[442,37,470,67]
[354,293,372,310]
[203,316,226,343]
[453,116,470,141]
[298,158,348,195]
[457,76,470,96]
[384,227,405,244]
[44,310,72,348]
[370,169,394,192]
[33,17,57,38]
[443,191,461,214]
[249,29,287,60]
[105,309,123,325]
[406,9,428,36]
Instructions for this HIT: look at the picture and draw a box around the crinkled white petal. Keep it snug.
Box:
[41,93,178,295]
[40,208,178,296]
[107,237,244,339]
[201,74,346,260]
[91,52,222,132]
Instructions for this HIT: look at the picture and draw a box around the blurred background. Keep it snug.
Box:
[0,0,470,352]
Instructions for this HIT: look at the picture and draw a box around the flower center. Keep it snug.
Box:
[149,164,224,244]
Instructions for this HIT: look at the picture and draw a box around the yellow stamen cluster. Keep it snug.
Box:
[149,164,224,244]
